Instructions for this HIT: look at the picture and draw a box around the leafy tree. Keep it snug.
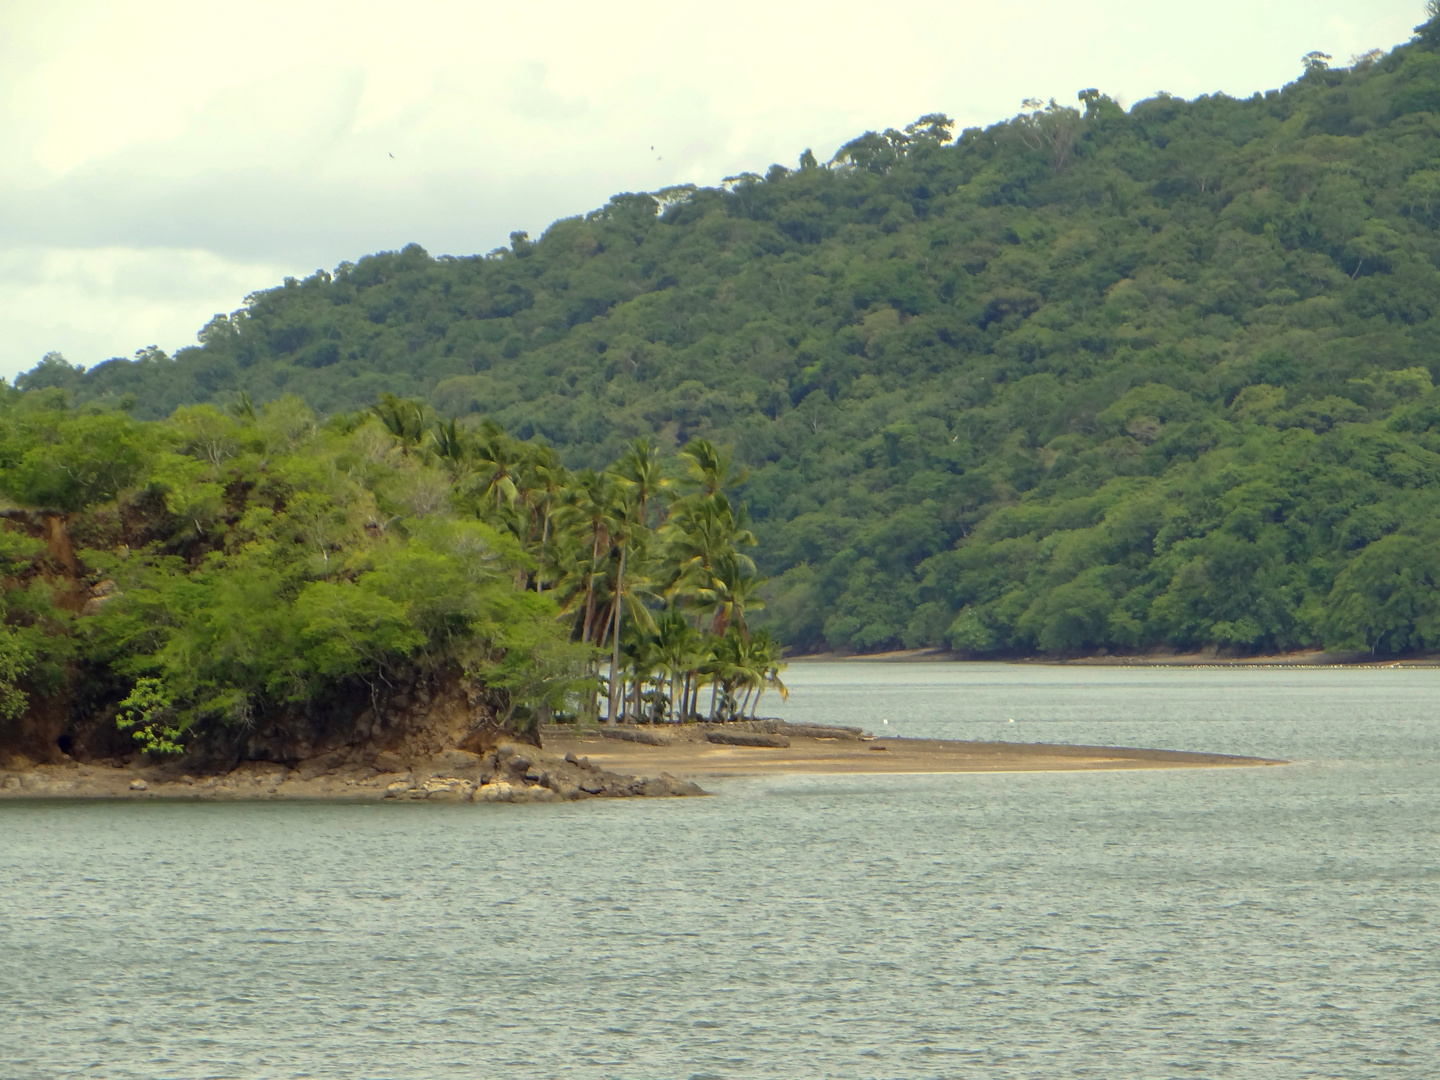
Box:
[23,26,1440,661]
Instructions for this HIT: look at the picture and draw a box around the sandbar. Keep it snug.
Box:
[545,725,1284,779]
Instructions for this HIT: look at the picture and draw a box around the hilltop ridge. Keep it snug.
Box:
[19,15,1440,658]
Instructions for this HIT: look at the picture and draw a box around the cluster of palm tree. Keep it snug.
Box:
[366,395,788,723]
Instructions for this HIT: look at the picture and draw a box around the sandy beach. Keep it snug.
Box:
[544,724,1285,779]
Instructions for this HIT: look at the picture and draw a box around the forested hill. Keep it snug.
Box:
[22,18,1440,656]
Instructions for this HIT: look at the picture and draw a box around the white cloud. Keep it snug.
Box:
[0,246,287,373]
[0,0,1425,380]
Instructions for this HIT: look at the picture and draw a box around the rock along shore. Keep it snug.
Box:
[0,740,706,804]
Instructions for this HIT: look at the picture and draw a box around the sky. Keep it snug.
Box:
[0,0,1426,382]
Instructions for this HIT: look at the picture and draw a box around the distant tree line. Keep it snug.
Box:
[17,8,1440,658]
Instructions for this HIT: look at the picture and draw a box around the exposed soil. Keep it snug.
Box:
[0,740,705,803]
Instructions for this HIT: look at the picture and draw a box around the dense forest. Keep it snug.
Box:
[0,387,784,756]
[17,11,1440,658]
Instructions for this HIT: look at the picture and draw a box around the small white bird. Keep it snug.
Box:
[882,718,889,725]
[1008,718,1015,723]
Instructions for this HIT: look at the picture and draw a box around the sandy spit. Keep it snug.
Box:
[0,727,1284,802]
[544,729,1286,780]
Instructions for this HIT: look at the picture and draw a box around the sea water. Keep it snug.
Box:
[3,663,1438,1079]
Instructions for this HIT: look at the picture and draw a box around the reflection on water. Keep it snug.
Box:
[3,663,1438,1078]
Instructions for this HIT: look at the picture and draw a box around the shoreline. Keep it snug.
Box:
[0,724,1285,802]
[788,647,1440,668]
[545,725,1286,780]
[0,741,705,804]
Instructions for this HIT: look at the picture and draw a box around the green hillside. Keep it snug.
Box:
[22,16,1440,657]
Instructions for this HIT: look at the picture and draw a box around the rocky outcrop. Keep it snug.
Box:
[1,663,708,801]
[379,743,704,803]
[0,738,707,802]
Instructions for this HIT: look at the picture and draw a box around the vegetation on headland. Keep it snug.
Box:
[17,9,1440,660]
[0,385,785,756]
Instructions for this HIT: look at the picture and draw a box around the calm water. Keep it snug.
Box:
[3,663,1439,1079]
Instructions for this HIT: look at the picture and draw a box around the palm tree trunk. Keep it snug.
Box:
[536,511,552,595]
[581,530,603,643]
[607,546,627,723]
[709,680,719,721]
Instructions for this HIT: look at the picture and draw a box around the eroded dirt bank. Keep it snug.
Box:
[0,741,704,803]
[0,672,705,803]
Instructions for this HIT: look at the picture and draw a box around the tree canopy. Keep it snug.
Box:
[0,387,783,755]
[19,15,1440,658]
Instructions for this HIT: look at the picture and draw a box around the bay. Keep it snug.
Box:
[3,662,1438,1079]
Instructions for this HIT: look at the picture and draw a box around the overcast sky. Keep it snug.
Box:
[0,0,1425,382]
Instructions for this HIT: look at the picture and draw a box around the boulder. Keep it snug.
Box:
[603,774,638,797]
[496,746,533,775]
[421,776,473,802]
[659,772,707,797]
[129,779,148,791]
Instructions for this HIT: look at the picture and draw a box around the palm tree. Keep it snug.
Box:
[525,444,569,589]
[600,493,659,722]
[621,624,668,722]
[664,493,757,574]
[592,439,671,721]
[560,470,619,645]
[741,631,789,718]
[614,437,668,527]
[372,393,429,454]
[679,438,748,498]
[695,550,767,638]
[653,608,703,722]
[471,423,524,510]
[430,418,469,474]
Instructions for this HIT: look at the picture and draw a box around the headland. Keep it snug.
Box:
[0,720,1282,802]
